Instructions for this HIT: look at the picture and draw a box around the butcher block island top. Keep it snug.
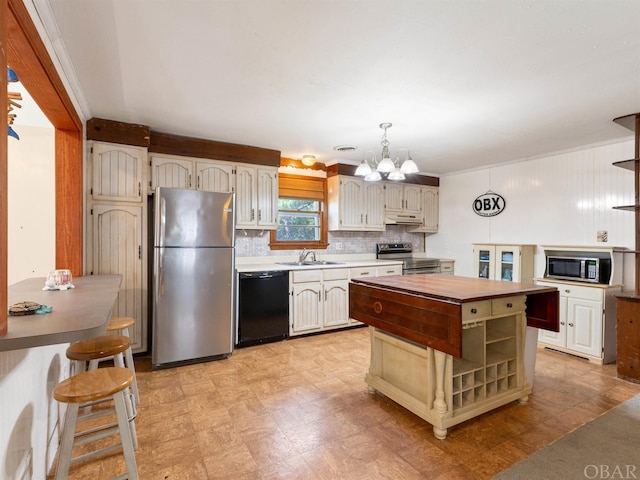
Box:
[349,274,559,440]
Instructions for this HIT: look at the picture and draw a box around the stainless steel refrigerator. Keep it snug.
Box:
[152,187,235,368]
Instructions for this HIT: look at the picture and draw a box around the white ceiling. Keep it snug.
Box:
[30,0,640,174]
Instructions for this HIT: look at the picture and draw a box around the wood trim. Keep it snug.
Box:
[150,130,281,166]
[55,129,83,274]
[280,157,327,171]
[1,0,8,336]
[7,0,81,131]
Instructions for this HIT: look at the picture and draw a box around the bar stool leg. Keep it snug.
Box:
[55,403,79,480]
[114,389,139,480]
[111,353,138,450]
[123,343,140,406]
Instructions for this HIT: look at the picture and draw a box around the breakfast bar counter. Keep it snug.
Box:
[349,274,558,439]
[0,275,122,352]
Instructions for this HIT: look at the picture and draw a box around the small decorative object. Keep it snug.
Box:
[473,191,506,217]
[8,301,41,316]
[44,269,74,290]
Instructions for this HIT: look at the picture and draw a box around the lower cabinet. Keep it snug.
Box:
[290,268,349,335]
[289,263,402,336]
[536,280,620,363]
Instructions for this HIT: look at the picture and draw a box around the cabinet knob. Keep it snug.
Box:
[568,323,574,327]
[565,289,571,293]
[560,321,565,325]
[506,303,513,308]
[471,308,477,314]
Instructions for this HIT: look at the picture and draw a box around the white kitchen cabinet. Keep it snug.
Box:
[150,155,193,190]
[408,186,439,233]
[91,142,144,203]
[150,154,234,193]
[235,165,278,229]
[440,260,455,275]
[290,268,349,335]
[196,161,235,193]
[536,280,619,363]
[89,203,147,352]
[327,175,385,231]
[384,183,422,216]
[88,142,148,353]
[472,244,535,283]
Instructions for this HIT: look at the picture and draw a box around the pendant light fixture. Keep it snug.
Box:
[354,123,419,181]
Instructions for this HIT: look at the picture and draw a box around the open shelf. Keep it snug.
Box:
[612,158,640,171]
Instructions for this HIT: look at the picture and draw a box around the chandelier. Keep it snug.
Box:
[354,122,418,181]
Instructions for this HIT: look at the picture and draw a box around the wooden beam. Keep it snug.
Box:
[150,130,281,167]
[87,117,151,147]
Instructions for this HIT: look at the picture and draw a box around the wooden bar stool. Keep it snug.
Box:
[53,367,138,480]
[66,335,138,447]
[106,317,140,406]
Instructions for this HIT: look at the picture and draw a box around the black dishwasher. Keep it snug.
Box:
[237,271,289,347]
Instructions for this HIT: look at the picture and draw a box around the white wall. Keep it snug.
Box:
[427,139,636,288]
[1,126,69,479]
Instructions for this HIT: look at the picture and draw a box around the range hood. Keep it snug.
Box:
[384,212,423,225]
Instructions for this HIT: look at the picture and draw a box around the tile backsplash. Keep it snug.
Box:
[235,225,426,257]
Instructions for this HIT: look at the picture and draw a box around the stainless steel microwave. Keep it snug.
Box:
[546,256,610,283]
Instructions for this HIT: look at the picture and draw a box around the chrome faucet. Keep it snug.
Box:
[299,249,316,262]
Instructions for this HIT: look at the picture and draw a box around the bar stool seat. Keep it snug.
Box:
[66,335,138,448]
[53,367,138,480]
[106,317,140,406]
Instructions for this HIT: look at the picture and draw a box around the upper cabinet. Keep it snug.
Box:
[150,154,277,230]
[235,165,278,229]
[384,183,422,216]
[91,142,145,203]
[327,175,385,231]
[408,186,439,233]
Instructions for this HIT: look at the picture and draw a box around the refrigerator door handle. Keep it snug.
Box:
[158,247,165,298]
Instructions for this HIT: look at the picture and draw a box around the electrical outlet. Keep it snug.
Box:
[335,242,343,251]
[597,230,608,242]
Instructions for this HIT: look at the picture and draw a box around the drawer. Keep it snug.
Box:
[291,269,322,283]
[440,262,454,274]
[491,296,526,316]
[323,268,349,281]
[537,281,604,301]
[376,265,402,276]
[350,267,376,279]
[461,301,491,321]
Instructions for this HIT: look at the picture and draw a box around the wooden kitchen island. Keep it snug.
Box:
[349,274,558,439]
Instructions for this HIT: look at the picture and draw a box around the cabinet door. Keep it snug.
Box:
[495,246,520,282]
[338,177,364,230]
[151,156,193,190]
[256,167,278,228]
[91,204,145,351]
[403,185,422,215]
[538,294,568,347]
[291,283,322,333]
[323,280,349,327]
[473,245,494,279]
[363,182,385,230]
[422,187,439,232]
[196,161,235,193]
[91,143,144,203]
[566,297,602,358]
[235,165,257,227]
[384,183,404,212]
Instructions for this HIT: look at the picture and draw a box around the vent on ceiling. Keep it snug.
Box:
[333,145,358,152]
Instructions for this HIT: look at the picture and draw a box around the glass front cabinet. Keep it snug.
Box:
[473,244,535,283]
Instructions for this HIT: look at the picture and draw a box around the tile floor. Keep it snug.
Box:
[54,327,640,480]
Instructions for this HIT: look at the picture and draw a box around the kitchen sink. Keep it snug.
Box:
[277,260,345,266]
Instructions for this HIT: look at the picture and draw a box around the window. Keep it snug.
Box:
[270,173,328,250]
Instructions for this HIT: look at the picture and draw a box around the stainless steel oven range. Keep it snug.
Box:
[376,243,441,275]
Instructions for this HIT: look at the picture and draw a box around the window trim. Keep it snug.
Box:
[269,173,329,250]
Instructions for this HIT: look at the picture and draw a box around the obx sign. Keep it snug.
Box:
[473,191,506,217]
